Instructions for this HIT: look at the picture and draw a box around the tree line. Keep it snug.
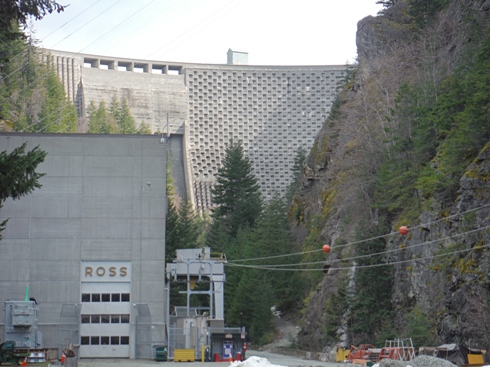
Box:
[166,140,306,344]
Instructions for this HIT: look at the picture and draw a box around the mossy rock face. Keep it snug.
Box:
[459,142,490,203]
[294,0,490,352]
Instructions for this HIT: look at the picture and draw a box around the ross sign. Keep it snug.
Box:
[81,261,131,282]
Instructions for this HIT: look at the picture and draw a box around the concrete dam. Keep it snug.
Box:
[42,48,346,212]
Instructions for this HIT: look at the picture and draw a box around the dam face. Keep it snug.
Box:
[43,49,345,211]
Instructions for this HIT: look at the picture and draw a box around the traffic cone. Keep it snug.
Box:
[22,356,27,367]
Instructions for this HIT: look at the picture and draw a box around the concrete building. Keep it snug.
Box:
[227,49,248,65]
[41,49,346,212]
[0,133,184,359]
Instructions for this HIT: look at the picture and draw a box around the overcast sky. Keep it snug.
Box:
[32,0,383,66]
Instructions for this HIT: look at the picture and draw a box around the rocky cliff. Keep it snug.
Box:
[292,0,490,353]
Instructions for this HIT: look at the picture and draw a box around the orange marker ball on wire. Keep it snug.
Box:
[399,226,409,235]
[322,244,331,253]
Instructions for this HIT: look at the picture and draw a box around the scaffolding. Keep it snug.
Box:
[378,338,416,361]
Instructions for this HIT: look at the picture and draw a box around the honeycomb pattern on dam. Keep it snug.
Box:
[186,66,344,212]
[42,49,346,212]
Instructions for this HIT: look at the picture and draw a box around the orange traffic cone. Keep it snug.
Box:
[22,357,27,367]
[229,356,233,363]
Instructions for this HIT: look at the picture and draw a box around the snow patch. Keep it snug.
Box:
[230,356,287,367]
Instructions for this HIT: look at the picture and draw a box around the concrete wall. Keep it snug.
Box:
[41,49,345,211]
[0,133,169,358]
[184,64,344,212]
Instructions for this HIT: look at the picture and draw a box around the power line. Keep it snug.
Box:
[227,225,490,269]
[146,0,246,60]
[42,0,104,42]
[228,203,490,263]
[228,248,319,263]
[1,0,107,82]
[2,0,160,133]
[78,0,158,53]
[1,0,123,108]
[225,226,490,272]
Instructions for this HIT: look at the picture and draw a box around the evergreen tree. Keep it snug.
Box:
[37,67,77,133]
[87,97,146,135]
[195,211,211,247]
[376,0,397,8]
[176,198,199,249]
[87,100,118,134]
[285,147,306,203]
[207,139,262,247]
[228,267,274,343]
[0,0,65,48]
[205,216,233,253]
[226,195,303,342]
[409,0,449,27]
[324,278,349,343]
[118,98,137,134]
[350,219,394,342]
[0,37,77,133]
[109,95,121,126]
[165,156,177,263]
[0,143,47,239]
[165,199,179,263]
[137,121,152,134]
[255,194,304,310]
[0,33,26,123]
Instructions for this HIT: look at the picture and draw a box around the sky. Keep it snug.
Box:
[31,0,383,66]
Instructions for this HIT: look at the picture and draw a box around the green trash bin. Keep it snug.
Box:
[155,345,168,362]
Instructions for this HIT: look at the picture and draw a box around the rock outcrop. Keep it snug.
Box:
[293,0,490,353]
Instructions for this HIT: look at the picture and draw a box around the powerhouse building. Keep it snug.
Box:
[0,51,345,359]
[0,133,182,359]
[41,49,346,212]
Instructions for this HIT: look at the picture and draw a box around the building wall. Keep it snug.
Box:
[0,133,168,359]
[41,49,345,211]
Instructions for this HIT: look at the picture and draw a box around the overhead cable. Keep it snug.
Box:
[228,203,490,263]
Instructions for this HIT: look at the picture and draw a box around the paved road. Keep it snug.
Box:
[76,349,345,367]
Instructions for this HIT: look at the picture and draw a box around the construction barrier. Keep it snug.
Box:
[174,349,195,362]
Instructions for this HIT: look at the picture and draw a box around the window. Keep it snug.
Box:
[81,315,90,324]
[81,337,89,345]
[121,293,130,302]
[111,315,120,323]
[101,337,109,345]
[102,293,110,302]
[91,337,100,345]
[81,294,90,302]
[101,315,110,324]
[111,337,120,345]
[121,315,130,323]
[111,293,120,302]
[91,294,100,302]
[121,336,129,345]
[91,315,100,323]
